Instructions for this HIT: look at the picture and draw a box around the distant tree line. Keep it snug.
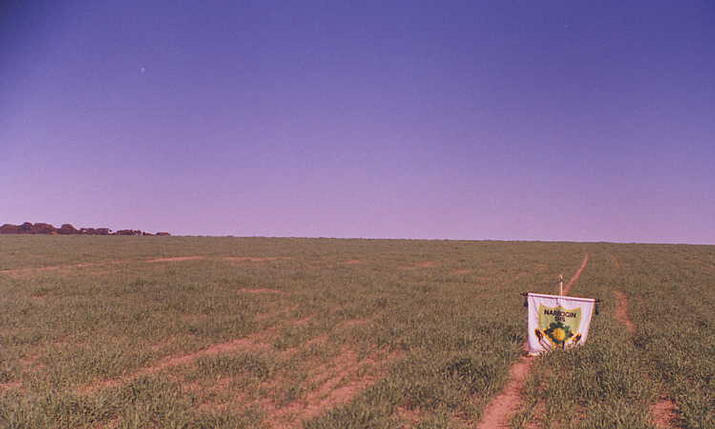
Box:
[0,222,170,236]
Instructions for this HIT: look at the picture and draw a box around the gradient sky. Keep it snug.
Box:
[1,1,713,243]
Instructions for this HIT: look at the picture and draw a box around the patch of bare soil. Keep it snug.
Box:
[452,269,471,275]
[292,316,314,327]
[613,290,636,334]
[475,254,589,428]
[0,381,22,392]
[0,266,59,278]
[400,261,438,270]
[651,397,681,428]
[476,356,534,429]
[224,256,283,263]
[342,259,362,265]
[238,288,287,295]
[145,256,206,263]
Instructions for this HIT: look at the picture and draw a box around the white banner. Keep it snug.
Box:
[527,293,595,355]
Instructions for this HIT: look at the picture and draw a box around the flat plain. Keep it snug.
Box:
[0,236,712,428]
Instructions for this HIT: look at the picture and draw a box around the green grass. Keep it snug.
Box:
[0,236,712,428]
[514,245,714,429]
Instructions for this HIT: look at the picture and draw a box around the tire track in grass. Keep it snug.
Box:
[0,255,288,278]
[75,313,380,396]
[0,256,208,277]
[613,290,636,334]
[173,315,395,428]
[475,254,589,429]
[563,254,589,295]
[261,347,402,429]
[613,290,681,429]
[652,398,681,429]
[75,304,301,394]
[76,329,276,394]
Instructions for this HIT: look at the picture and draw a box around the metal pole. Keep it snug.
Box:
[559,273,564,296]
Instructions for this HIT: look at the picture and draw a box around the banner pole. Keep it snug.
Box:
[559,273,564,296]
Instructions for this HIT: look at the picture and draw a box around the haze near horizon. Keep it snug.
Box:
[1,1,713,243]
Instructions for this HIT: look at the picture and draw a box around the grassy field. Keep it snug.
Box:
[0,236,712,428]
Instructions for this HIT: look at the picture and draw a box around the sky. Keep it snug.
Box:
[1,1,713,243]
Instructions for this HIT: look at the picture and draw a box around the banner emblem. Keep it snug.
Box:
[527,293,595,354]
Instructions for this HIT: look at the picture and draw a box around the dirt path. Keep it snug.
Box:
[563,254,589,295]
[613,290,636,334]
[613,290,681,428]
[475,356,533,429]
[651,398,680,429]
[145,256,206,263]
[610,254,622,270]
[475,254,589,429]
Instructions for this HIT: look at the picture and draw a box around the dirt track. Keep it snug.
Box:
[475,254,589,428]
[563,254,589,295]
[613,290,636,334]
[613,290,680,429]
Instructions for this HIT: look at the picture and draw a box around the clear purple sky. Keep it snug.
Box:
[1,1,713,243]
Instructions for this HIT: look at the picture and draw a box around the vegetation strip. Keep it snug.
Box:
[476,254,589,428]
[3,238,710,428]
[476,356,533,429]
